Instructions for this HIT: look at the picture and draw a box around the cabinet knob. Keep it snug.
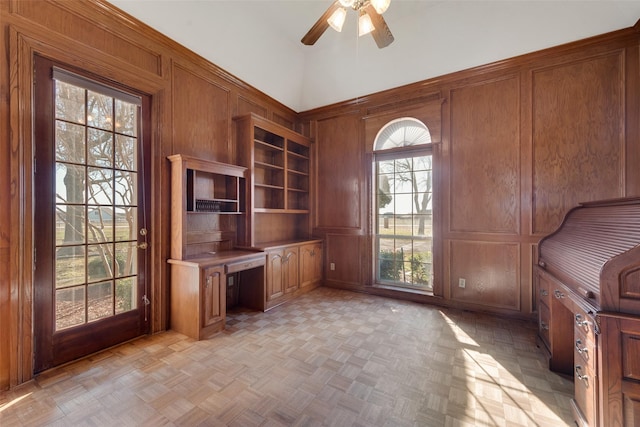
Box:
[540,289,548,297]
[206,276,212,288]
[553,289,564,299]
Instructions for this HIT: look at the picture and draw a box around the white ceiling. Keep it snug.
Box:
[108,0,640,112]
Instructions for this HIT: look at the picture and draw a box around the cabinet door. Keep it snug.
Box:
[284,247,299,294]
[202,266,224,328]
[300,243,322,288]
[267,250,284,301]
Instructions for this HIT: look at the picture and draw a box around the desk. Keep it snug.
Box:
[168,250,266,339]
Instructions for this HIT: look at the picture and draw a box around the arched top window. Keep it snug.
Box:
[373,117,431,152]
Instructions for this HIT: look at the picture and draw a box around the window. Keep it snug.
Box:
[374,118,433,292]
[52,68,142,330]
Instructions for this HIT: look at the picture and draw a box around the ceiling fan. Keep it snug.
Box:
[301,0,394,49]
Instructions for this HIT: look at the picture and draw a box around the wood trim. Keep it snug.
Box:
[9,27,35,386]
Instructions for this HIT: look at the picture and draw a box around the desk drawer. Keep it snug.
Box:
[225,257,265,274]
[574,327,596,374]
[538,301,551,350]
[574,362,597,427]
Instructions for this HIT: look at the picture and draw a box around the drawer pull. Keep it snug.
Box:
[575,339,588,356]
[540,321,549,331]
[540,289,548,297]
[554,290,565,299]
[575,366,589,384]
[575,313,590,329]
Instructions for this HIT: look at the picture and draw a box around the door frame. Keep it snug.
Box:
[32,54,154,372]
[8,31,164,385]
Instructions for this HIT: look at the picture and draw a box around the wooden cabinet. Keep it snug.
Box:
[167,154,247,259]
[202,266,225,329]
[233,115,322,310]
[168,155,270,339]
[234,114,313,247]
[168,251,266,340]
[283,247,299,294]
[266,246,299,301]
[168,260,226,340]
[599,313,640,427]
[266,249,284,301]
[261,240,322,310]
[300,241,322,289]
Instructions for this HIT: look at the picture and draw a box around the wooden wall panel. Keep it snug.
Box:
[449,76,520,234]
[532,52,625,234]
[12,0,162,76]
[449,240,520,310]
[172,64,231,163]
[237,95,267,119]
[325,234,361,286]
[272,112,296,131]
[0,248,8,389]
[315,115,362,230]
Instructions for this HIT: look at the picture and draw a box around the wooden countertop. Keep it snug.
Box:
[168,249,266,268]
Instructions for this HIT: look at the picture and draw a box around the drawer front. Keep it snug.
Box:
[225,256,265,274]
[574,362,597,427]
[537,273,551,307]
[574,327,596,374]
[538,301,551,349]
[574,305,596,343]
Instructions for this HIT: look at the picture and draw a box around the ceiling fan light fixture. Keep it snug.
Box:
[358,11,375,37]
[328,7,347,32]
[370,0,391,14]
[338,0,355,7]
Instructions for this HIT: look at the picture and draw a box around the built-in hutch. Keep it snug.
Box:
[167,155,266,339]
[536,198,640,427]
[234,114,323,310]
[167,116,324,338]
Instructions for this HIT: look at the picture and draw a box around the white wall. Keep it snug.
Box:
[110,1,640,112]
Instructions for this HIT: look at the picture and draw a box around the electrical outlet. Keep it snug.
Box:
[330,262,335,271]
[458,278,466,288]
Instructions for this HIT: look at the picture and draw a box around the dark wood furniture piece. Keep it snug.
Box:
[536,198,640,427]
[234,114,323,310]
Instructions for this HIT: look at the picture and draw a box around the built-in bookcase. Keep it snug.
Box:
[234,114,313,247]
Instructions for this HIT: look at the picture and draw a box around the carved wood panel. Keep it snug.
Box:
[449,76,520,234]
[449,240,520,310]
[172,64,231,163]
[532,52,625,234]
[315,115,362,230]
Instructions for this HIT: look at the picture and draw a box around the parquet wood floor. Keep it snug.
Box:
[0,287,573,426]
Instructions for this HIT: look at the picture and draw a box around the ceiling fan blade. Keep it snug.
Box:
[363,3,394,48]
[301,1,341,45]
